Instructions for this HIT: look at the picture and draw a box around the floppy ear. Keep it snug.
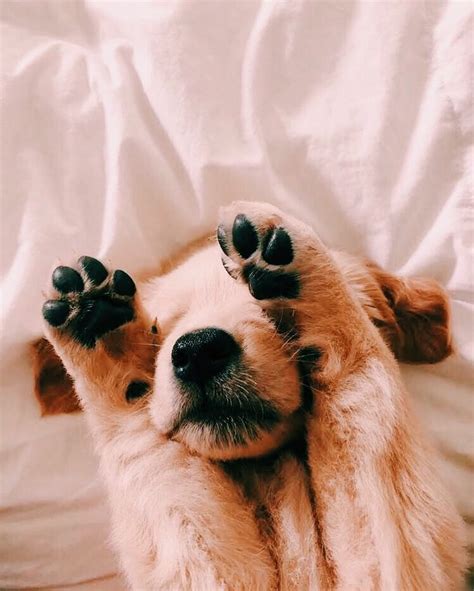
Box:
[333,252,453,364]
[31,337,81,415]
[366,262,453,363]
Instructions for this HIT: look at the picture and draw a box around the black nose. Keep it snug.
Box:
[172,328,240,384]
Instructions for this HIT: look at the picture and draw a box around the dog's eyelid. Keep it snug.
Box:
[266,309,298,340]
[125,381,150,403]
[298,346,322,365]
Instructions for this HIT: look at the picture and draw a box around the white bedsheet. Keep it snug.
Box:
[1,1,472,588]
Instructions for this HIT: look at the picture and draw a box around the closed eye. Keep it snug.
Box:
[125,381,150,403]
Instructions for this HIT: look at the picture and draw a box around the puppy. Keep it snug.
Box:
[37,202,465,589]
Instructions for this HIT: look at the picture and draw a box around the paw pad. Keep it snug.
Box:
[232,214,259,259]
[43,256,136,347]
[231,215,294,266]
[42,300,71,327]
[112,270,136,297]
[52,266,84,293]
[78,256,108,285]
[218,213,299,300]
[261,227,293,265]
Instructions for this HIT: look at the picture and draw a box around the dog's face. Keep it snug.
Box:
[145,241,452,461]
[147,244,304,460]
[33,237,452,462]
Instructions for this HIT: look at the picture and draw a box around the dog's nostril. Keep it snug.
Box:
[171,328,240,384]
[172,347,190,370]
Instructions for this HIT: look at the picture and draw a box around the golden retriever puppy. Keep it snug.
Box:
[39,202,465,589]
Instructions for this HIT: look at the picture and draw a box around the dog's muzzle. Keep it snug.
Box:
[169,328,281,448]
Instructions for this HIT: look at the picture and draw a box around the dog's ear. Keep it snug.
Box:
[333,252,453,364]
[31,338,81,415]
[366,262,453,363]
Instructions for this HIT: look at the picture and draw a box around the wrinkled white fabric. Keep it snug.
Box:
[0,1,472,588]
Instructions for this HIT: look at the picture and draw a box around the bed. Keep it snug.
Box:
[1,1,472,588]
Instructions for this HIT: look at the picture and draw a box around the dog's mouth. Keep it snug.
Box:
[168,376,281,448]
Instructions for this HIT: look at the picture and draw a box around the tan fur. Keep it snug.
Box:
[39,202,466,589]
[333,251,453,364]
[31,337,80,415]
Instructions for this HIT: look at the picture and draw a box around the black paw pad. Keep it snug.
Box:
[73,299,134,347]
[78,256,108,285]
[112,270,136,297]
[42,300,70,327]
[44,258,137,348]
[52,266,84,293]
[125,381,149,403]
[261,227,293,265]
[244,265,300,300]
[232,214,259,259]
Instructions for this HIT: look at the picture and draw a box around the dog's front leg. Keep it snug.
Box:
[42,256,157,439]
[42,256,276,590]
[41,256,167,587]
[218,202,465,591]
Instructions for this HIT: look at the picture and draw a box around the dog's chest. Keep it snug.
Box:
[224,450,321,589]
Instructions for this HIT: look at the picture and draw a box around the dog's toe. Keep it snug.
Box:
[232,214,259,259]
[78,256,108,286]
[52,266,84,294]
[42,300,71,327]
[217,205,301,301]
[111,270,136,297]
[261,227,293,265]
[244,266,300,300]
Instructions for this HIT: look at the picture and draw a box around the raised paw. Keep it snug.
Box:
[217,202,316,300]
[42,256,136,348]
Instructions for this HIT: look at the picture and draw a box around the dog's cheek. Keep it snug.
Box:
[241,329,301,415]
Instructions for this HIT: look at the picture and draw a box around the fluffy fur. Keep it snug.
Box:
[38,202,465,589]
